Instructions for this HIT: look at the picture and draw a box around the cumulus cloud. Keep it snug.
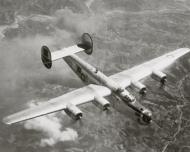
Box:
[23,101,78,147]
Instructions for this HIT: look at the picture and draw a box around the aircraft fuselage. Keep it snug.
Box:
[64,54,152,123]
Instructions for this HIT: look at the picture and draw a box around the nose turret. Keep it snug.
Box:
[141,110,152,124]
[118,89,152,124]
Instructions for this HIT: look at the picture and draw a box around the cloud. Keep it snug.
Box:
[54,8,107,37]
[23,101,78,147]
[85,0,95,8]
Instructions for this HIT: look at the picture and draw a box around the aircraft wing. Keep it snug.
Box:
[3,84,111,125]
[110,48,190,88]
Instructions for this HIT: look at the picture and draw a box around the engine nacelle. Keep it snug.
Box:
[131,81,147,95]
[151,70,167,84]
[65,104,83,120]
[93,96,110,110]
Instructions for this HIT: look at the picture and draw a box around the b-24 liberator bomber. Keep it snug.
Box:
[3,33,190,125]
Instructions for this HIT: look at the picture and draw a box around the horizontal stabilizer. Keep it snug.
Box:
[41,33,93,69]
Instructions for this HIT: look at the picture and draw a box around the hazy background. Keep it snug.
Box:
[0,0,190,152]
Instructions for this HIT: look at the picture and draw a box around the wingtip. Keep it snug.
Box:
[2,117,12,125]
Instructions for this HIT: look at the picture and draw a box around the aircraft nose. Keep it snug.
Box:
[142,111,152,124]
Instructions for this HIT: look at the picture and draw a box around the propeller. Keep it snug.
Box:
[69,116,84,127]
[102,107,112,115]
[159,80,167,89]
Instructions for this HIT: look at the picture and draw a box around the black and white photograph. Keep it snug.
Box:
[0,0,190,152]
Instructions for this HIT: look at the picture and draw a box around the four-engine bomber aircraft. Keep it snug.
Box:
[3,33,190,125]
